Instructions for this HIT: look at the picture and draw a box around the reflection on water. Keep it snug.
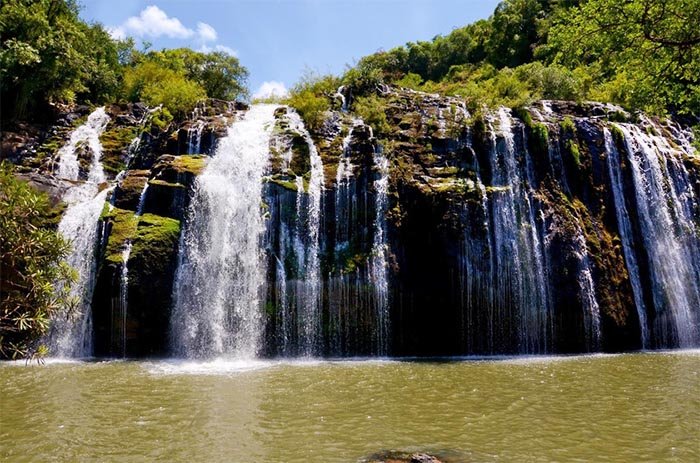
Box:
[1,352,699,462]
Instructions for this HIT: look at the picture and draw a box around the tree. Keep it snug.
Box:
[0,163,75,359]
[0,0,122,119]
[547,0,700,114]
[122,60,206,117]
[140,48,249,101]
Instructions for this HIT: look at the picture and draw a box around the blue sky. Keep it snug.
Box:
[80,0,501,98]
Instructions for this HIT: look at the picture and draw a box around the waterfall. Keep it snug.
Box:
[482,108,552,353]
[370,144,390,355]
[115,242,132,358]
[55,108,110,181]
[614,122,700,347]
[47,107,111,357]
[113,182,150,357]
[285,111,325,356]
[171,104,277,358]
[335,123,356,246]
[573,230,602,351]
[335,86,348,112]
[604,128,649,348]
[187,121,206,154]
[328,124,358,355]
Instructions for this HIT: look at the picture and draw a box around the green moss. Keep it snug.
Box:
[611,124,626,145]
[268,176,299,192]
[100,125,139,175]
[566,139,582,167]
[172,154,207,176]
[529,122,549,157]
[289,133,311,174]
[560,116,576,134]
[341,252,369,274]
[692,125,700,153]
[130,213,181,267]
[102,205,139,263]
[513,107,533,128]
[101,126,138,153]
[608,110,629,123]
[485,185,511,194]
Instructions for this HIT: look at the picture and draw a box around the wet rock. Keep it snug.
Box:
[363,451,446,463]
[113,170,150,210]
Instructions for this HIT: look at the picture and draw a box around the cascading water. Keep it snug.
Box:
[187,102,207,154]
[370,144,390,355]
[572,230,602,351]
[170,104,277,358]
[55,108,110,181]
[113,182,150,357]
[604,128,649,348]
[285,111,325,356]
[477,108,553,353]
[614,121,700,348]
[47,107,111,357]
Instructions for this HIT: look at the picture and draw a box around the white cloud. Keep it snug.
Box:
[253,81,289,100]
[199,44,238,57]
[109,6,194,40]
[108,6,235,57]
[108,26,126,40]
[197,22,217,42]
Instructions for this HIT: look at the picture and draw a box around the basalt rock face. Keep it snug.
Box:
[12,90,700,358]
[88,102,240,357]
[293,89,700,356]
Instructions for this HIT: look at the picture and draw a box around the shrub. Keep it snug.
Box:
[123,61,205,117]
[0,163,75,359]
[352,95,390,136]
[286,72,340,131]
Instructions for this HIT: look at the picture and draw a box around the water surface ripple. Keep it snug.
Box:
[1,351,698,462]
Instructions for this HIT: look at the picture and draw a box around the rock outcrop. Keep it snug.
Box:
[9,89,700,357]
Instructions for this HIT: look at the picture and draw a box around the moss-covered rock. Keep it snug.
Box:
[100,205,139,263]
[100,125,139,176]
[113,170,149,210]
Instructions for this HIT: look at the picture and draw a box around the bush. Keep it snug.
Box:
[123,61,206,117]
[515,62,582,101]
[352,95,390,136]
[395,72,423,90]
[0,163,75,359]
[286,72,340,131]
[342,59,384,95]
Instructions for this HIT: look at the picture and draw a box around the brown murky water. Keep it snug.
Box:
[1,351,699,462]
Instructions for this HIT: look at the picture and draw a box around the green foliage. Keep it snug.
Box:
[122,61,206,117]
[513,62,582,101]
[0,0,122,118]
[529,122,549,157]
[566,139,582,167]
[329,0,696,116]
[0,163,75,359]
[395,72,423,90]
[286,71,340,131]
[560,116,576,134]
[134,48,248,101]
[342,58,385,94]
[546,0,700,115]
[149,107,174,131]
[0,2,249,121]
[352,95,390,136]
